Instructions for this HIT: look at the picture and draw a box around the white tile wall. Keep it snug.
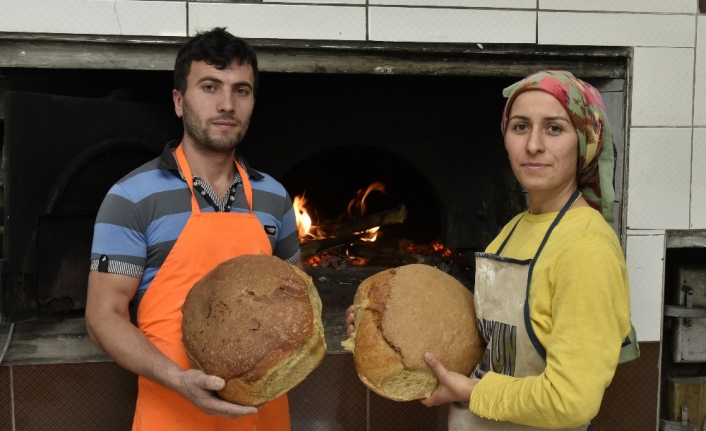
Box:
[0,0,186,36]
[370,0,535,8]
[691,128,706,228]
[693,16,706,126]
[368,7,535,43]
[625,233,665,342]
[626,128,692,230]
[539,0,696,14]
[538,12,695,47]
[189,3,366,40]
[631,47,694,127]
[115,1,187,36]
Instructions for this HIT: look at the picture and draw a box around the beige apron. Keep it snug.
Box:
[448,190,591,431]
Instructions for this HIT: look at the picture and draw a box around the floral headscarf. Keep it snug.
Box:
[501,70,615,226]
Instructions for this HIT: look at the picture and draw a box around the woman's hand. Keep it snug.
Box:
[344,305,355,338]
[421,352,480,407]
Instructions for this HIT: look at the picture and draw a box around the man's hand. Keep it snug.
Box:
[421,352,479,407]
[344,305,355,338]
[175,369,258,418]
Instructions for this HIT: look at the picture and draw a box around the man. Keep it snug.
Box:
[86,28,301,431]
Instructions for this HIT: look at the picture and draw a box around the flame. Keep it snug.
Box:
[293,194,325,241]
[347,182,386,218]
[358,226,380,242]
[293,195,311,239]
[294,182,387,244]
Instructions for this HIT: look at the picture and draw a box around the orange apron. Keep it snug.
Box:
[133,144,291,431]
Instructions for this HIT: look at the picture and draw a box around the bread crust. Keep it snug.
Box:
[342,264,484,401]
[182,254,326,406]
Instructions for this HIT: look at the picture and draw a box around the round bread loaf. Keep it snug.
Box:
[182,254,326,406]
[341,264,484,401]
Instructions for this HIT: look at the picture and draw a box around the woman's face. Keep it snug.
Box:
[504,90,579,196]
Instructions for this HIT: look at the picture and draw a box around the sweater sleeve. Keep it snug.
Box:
[469,230,631,427]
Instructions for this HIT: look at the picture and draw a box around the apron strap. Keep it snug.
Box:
[530,189,581,264]
[234,159,255,214]
[496,214,524,255]
[524,189,581,361]
[174,144,255,214]
[175,144,200,213]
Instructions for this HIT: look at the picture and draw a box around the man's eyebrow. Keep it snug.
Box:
[196,76,223,85]
[234,81,253,89]
[195,76,253,89]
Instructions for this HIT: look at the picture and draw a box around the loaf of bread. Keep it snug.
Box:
[182,254,326,406]
[341,264,484,401]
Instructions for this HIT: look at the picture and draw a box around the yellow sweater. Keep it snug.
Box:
[470,207,631,428]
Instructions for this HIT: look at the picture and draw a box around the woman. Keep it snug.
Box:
[347,71,637,430]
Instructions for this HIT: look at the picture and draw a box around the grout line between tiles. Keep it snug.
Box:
[10,366,15,431]
[266,3,535,11]
[366,0,369,41]
[631,125,695,129]
[366,388,370,431]
[535,0,538,44]
[689,14,698,228]
[538,9,695,16]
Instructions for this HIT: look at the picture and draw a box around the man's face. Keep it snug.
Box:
[173,60,256,154]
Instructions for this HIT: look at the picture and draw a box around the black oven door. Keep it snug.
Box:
[2,91,182,323]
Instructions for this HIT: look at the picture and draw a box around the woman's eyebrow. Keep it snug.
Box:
[508,114,571,123]
[543,116,571,123]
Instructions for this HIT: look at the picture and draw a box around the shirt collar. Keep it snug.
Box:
[158,140,264,180]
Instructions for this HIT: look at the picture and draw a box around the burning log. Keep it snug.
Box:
[300,205,408,259]
[301,239,348,260]
[347,244,423,266]
[321,205,407,238]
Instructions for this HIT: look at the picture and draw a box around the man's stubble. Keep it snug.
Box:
[182,99,251,155]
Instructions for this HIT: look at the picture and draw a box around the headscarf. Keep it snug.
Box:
[501,70,615,226]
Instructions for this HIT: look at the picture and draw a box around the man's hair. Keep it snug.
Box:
[174,27,259,96]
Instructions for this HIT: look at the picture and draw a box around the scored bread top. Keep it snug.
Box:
[380,264,479,374]
[182,254,314,383]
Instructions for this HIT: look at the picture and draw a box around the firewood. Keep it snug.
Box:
[347,244,423,266]
[319,205,407,238]
[300,205,408,259]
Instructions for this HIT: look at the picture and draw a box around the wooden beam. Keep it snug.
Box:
[0,33,629,78]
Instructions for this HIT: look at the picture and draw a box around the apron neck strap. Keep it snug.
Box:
[496,214,524,255]
[531,189,581,263]
[174,144,255,214]
[496,189,581,256]
[235,159,254,213]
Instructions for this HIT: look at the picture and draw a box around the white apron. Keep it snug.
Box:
[448,190,591,431]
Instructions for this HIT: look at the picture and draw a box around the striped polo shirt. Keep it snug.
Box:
[90,141,301,306]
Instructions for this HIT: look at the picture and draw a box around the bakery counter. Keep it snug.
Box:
[0,266,383,365]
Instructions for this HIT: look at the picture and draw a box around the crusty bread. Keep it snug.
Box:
[341,264,484,401]
[182,254,326,406]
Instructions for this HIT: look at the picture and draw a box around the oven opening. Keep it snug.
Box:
[3,60,627,322]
